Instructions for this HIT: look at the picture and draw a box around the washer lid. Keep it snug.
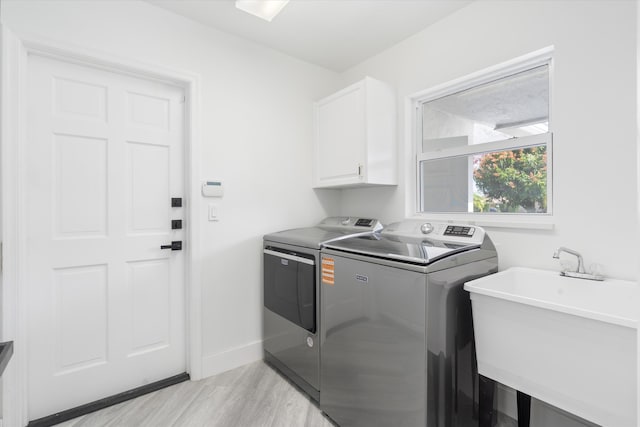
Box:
[264,227,356,249]
[323,233,481,265]
[263,217,383,249]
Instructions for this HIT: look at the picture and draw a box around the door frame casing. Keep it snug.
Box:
[1,27,203,426]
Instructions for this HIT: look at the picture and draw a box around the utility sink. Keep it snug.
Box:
[465,267,638,427]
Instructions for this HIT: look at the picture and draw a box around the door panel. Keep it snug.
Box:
[27,54,186,420]
[53,134,108,237]
[54,264,108,374]
[53,77,108,121]
[127,258,171,356]
[126,141,170,233]
[127,91,170,130]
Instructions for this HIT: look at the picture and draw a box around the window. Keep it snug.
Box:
[416,55,552,216]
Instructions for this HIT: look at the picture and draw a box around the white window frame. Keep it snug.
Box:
[410,47,555,229]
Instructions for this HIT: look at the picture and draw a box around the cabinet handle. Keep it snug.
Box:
[357,164,362,176]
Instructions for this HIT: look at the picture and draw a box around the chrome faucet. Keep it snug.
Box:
[552,246,603,281]
[552,247,585,273]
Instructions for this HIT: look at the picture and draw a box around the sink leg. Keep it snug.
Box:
[516,391,531,427]
[479,375,496,427]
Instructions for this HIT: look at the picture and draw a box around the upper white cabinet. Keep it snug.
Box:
[313,77,396,188]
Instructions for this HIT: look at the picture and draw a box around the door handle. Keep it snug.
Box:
[161,241,182,251]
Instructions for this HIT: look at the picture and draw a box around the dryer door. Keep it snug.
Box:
[263,247,316,333]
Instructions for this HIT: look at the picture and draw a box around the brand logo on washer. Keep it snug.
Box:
[355,274,368,283]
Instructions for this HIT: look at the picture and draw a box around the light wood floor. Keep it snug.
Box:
[55,361,335,427]
[55,360,517,427]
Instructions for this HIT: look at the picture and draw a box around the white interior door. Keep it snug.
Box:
[26,54,186,420]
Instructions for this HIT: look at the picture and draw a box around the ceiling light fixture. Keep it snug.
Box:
[235,0,290,22]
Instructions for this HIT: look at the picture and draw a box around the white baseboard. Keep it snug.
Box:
[201,340,263,379]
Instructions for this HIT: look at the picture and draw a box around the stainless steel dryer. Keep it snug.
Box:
[263,217,382,402]
[320,220,498,427]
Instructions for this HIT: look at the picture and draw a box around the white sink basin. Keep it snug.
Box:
[465,267,638,427]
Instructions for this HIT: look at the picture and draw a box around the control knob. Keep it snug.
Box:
[420,223,434,234]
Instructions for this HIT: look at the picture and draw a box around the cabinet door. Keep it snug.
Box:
[315,84,365,186]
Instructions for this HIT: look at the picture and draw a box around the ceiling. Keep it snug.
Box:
[147,0,472,72]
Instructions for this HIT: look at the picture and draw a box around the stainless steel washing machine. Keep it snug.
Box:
[263,217,382,402]
[320,220,498,427]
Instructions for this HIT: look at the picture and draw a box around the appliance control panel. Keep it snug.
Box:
[319,217,383,232]
[383,220,485,245]
[355,218,375,227]
[443,225,475,237]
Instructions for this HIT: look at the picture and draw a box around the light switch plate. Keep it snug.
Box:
[208,203,219,221]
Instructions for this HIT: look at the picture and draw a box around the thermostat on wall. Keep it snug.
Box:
[202,181,224,197]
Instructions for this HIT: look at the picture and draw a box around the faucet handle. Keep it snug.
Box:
[589,263,603,277]
[558,260,572,273]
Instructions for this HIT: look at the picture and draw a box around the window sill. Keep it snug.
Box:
[410,213,555,231]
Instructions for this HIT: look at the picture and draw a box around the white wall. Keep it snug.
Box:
[336,1,636,425]
[637,1,640,424]
[339,0,637,282]
[0,0,340,377]
[2,0,638,425]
